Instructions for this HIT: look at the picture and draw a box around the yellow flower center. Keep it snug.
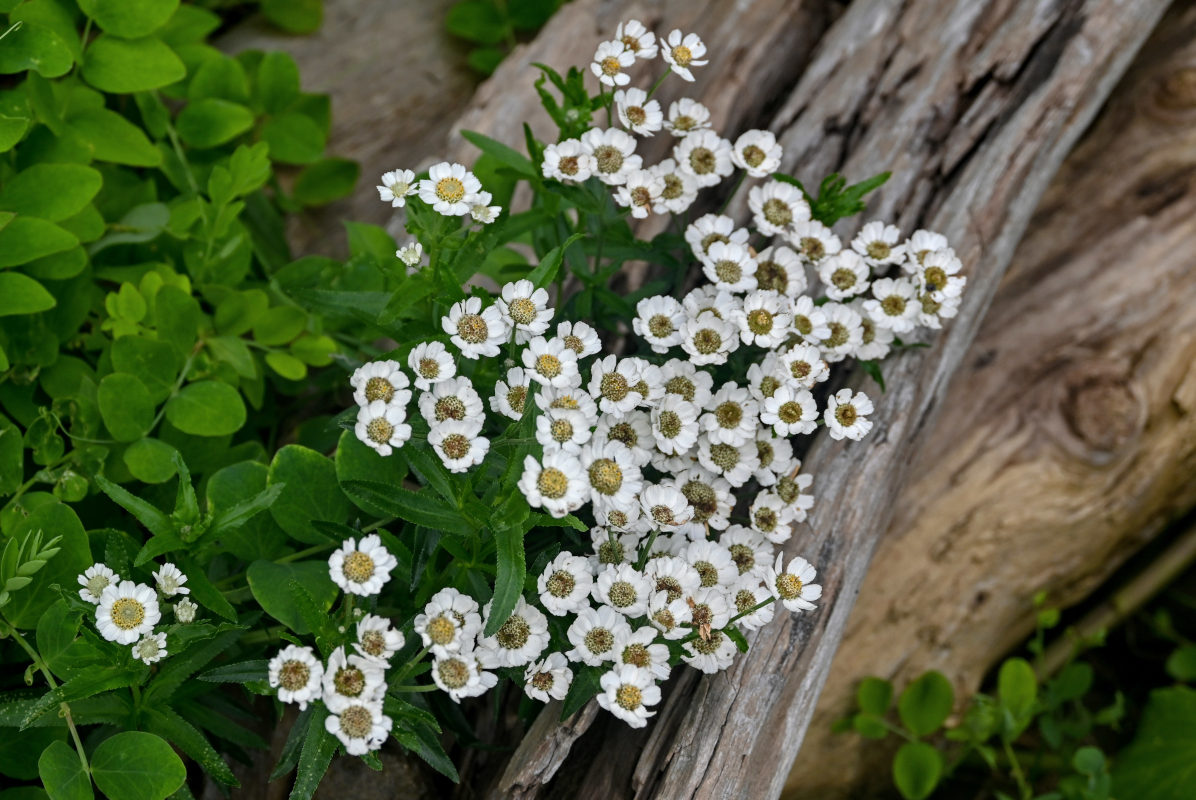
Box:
[537,467,570,500]
[111,597,145,630]
[436,177,466,203]
[343,551,376,583]
[364,376,394,403]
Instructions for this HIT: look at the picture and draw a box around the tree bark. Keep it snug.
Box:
[787,5,1196,795]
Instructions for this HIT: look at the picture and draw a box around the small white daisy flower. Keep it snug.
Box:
[819,250,871,301]
[917,288,963,330]
[671,467,734,533]
[431,647,498,702]
[478,597,550,669]
[537,386,599,419]
[350,360,411,409]
[623,358,665,409]
[752,246,807,296]
[614,168,664,218]
[853,301,897,361]
[649,394,700,456]
[639,484,693,529]
[749,180,811,235]
[615,87,663,136]
[499,279,553,343]
[599,664,660,727]
[761,384,818,437]
[700,383,759,446]
[581,128,642,186]
[721,525,775,577]
[661,29,708,82]
[132,632,167,665]
[633,295,685,353]
[615,626,671,681]
[865,277,920,332]
[765,553,822,612]
[524,652,573,702]
[746,355,786,403]
[519,451,589,518]
[556,320,602,359]
[325,699,391,755]
[591,39,636,87]
[789,295,831,345]
[414,589,482,651]
[732,130,783,178]
[491,366,531,420]
[770,469,816,523]
[396,240,423,268]
[818,302,865,362]
[702,240,758,294]
[647,590,691,639]
[354,614,405,664]
[904,230,951,270]
[522,336,581,389]
[753,432,797,487]
[591,526,644,569]
[322,647,387,710]
[536,407,592,454]
[329,534,397,597]
[95,580,160,645]
[696,434,759,488]
[643,556,702,604]
[152,562,189,597]
[418,375,483,433]
[566,605,632,666]
[418,161,482,217]
[685,586,732,636]
[407,341,456,391]
[469,190,502,224]
[686,541,739,589]
[616,19,658,60]
[268,645,323,710]
[675,130,733,187]
[788,219,842,265]
[537,552,595,616]
[728,577,776,631]
[684,213,749,260]
[542,139,596,183]
[736,290,794,348]
[664,97,712,136]
[917,249,967,299]
[680,311,738,366]
[852,220,906,267]
[442,297,509,359]
[376,168,416,207]
[749,492,791,542]
[776,342,830,389]
[174,598,198,623]
[824,388,874,441]
[591,410,653,467]
[593,563,652,617]
[648,157,699,214]
[588,354,640,416]
[660,359,715,407]
[78,563,118,604]
[429,420,489,473]
[581,439,644,509]
[681,628,738,673]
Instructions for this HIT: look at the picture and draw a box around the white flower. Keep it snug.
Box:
[852,220,906,267]
[819,250,871,301]
[522,336,580,389]
[376,168,416,207]
[599,664,660,727]
[542,139,596,183]
[354,614,405,664]
[443,296,509,359]
[917,249,967,299]
[524,652,573,702]
[660,359,714,407]
[431,647,498,702]
[648,158,698,214]
[675,130,733,187]
[78,563,118,604]
[174,598,198,623]
[661,29,708,82]
[649,394,700,456]
[761,384,818,437]
[680,311,738,366]
[664,97,712,136]
[591,526,644,569]
[499,279,553,343]
[696,434,758,488]
[419,376,483,434]
[736,290,793,348]
[407,341,456,391]
[538,552,594,616]
[684,213,749,260]
[556,320,602,359]
[685,586,732,637]
[670,467,733,533]
[429,420,489,473]
[749,492,791,542]
[591,39,635,87]
[776,342,830,389]
[788,219,842,265]
[702,240,758,293]
[824,388,874,441]
[818,302,865,362]
[614,169,664,218]
[152,562,189,597]
[329,534,397,596]
[770,469,816,523]
[753,245,807,296]
[917,288,963,330]
[469,190,502,224]
[322,646,386,710]
[537,386,599,419]
[567,605,632,666]
[765,553,822,612]
[728,577,776,631]
[350,360,411,409]
[132,632,167,665]
[681,628,738,673]
[519,450,588,518]
[615,626,671,681]
[396,240,423,268]
[418,161,482,216]
[491,366,531,420]
[864,277,920,332]
[536,407,592,454]
[754,432,797,487]
[623,357,664,409]
[643,556,702,603]
[746,355,786,403]
[95,581,160,645]
[478,597,550,669]
[853,301,896,360]
[593,563,652,617]
[581,439,644,510]
[591,411,653,468]
[638,484,691,529]
[581,127,642,185]
[685,542,739,590]
[647,590,691,639]
[732,130,783,178]
[700,383,758,446]
[749,180,810,235]
[905,229,951,269]
[632,295,685,353]
[616,19,658,60]
[325,699,391,755]
[721,525,775,577]
[587,354,640,416]
[789,295,831,345]
[415,588,482,651]
[268,645,323,710]
[615,87,663,136]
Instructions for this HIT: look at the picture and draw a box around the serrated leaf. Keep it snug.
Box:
[341,480,474,535]
[144,706,237,787]
[289,706,335,800]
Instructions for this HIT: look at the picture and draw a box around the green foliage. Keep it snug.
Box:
[1112,686,1196,800]
[445,0,565,76]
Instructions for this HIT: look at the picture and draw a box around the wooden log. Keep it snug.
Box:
[786,6,1196,796]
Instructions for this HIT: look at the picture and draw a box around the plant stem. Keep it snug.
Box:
[392,684,440,693]
[718,170,747,215]
[645,67,672,99]
[1002,738,1032,800]
[727,597,775,625]
[634,530,659,571]
[2,622,89,772]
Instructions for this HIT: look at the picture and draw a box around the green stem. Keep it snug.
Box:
[718,170,747,215]
[391,645,431,687]
[391,684,440,693]
[1002,738,1032,800]
[645,67,672,99]
[147,342,203,432]
[3,621,89,772]
[726,596,775,625]
[634,530,659,571]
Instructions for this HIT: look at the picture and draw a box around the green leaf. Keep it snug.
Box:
[393,716,459,781]
[292,157,358,206]
[466,46,505,76]
[164,380,247,437]
[897,671,954,737]
[446,2,506,44]
[560,665,601,720]
[0,113,29,152]
[198,659,268,684]
[110,335,180,402]
[267,445,352,545]
[892,741,942,800]
[1073,746,1105,776]
[91,731,186,800]
[857,677,894,716]
[209,481,284,533]
[252,306,307,346]
[68,107,162,166]
[4,502,90,629]
[123,437,180,483]
[89,202,169,254]
[97,373,155,442]
[997,657,1037,734]
[0,164,102,222]
[265,351,307,380]
[176,98,254,148]
[1112,687,1196,800]
[0,217,77,268]
[247,560,337,634]
[341,480,474,535]
[289,705,335,800]
[335,430,408,514]
[38,740,93,800]
[144,706,237,787]
[0,273,56,317]
[82,35,186,93]
[177,555,237,622]
[527,232,584,288]
[261,0,323,35]
[852,712,889,739]
[0,21,74,78]
[461,129,535,176]
[0,416,22,495]
[1166,645,1196,682]
[22,667,138,728]
[486,512,528,637]
[261,113,325,165]
[94,473,173,536]
[205,461,289,561]
[256,51,301,113]
[187,54,249,104]
[77,0,180,38]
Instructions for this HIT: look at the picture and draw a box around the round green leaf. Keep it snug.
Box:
[110,335,181,402]
[91,731,185,800]
[997,657,1038,720]
[335,429,408,515]
[897,671,954,737]
[252,305,306,346]
[37,740,92,800]
[25,246,88,280]
[0,273,57,317]
[0,21,74,78]
[3,726,63,780]
[0,113,30,152]
[1166,644,1196,682]
[1073,746,1105,776]
[175,98,253,148]
[123,438,179,483]
[892,741,942,800]
[267,444,351,545]
[261,112,325,165]
[857,677,894,716]
[187,54,249,103]
[97,373,155,442]
[0,217,78,268]
[260,0,323,34]
[5,501,91,629]
[164,380,246,436]
[265,350,307,381]
[206,461,289,561]
[0,164,102,221]
[292,157,359,206]
[256,51,300,114]
[67,108,162,166]
[82,35,186,93]
[77,0,180,39]
[0,415,22,495]
[247,559,337,634]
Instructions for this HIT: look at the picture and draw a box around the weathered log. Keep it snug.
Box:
[786,6,1196,796]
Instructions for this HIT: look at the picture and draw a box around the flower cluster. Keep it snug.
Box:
[77,561,198,665]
